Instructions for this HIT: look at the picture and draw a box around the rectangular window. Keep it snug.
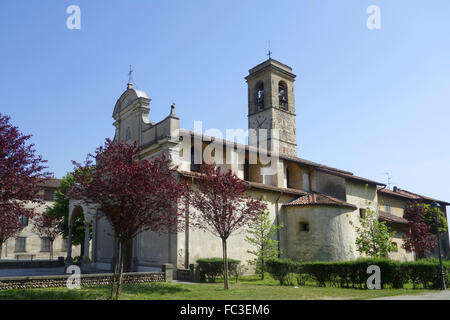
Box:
[18,215,28,226]
[263,174,272,185]
[391,242,398,252]
[244,162,249,181]
[15,237,26,252]
[62,238,68,251]
[385,203,392,213]
[44,189,55,201]
[41,238,51,252]
[359,208,366,219]
[299,222,309,232]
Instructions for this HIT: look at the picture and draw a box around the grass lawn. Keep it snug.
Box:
[0,274,436,300]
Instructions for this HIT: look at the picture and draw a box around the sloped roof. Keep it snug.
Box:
[178,170,308,196]
[283,193,357,209]
[377,187,449,205]
[38,178,61,189]
[378,210,409,225]
[178,129,367,177]
[316,168,385,186]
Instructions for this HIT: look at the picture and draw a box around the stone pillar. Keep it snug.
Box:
[80,222,91,273]
[91,215,97,262]
[163,264,173,282]
[83,222,90,260]
[65,224,73,269]
[189,264,196,282]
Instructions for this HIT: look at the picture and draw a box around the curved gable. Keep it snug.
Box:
[113,87,150,118]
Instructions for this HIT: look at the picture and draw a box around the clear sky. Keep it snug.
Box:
[1,1,449,210]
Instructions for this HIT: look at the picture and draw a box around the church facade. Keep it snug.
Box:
[68,58,449,273]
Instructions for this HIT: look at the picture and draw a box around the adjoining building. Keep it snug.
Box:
[66,58,449,273]
[1,178,81,260]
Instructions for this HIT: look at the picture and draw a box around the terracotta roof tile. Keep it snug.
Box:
[377,187,449,205]
[38,178,61,189]
[378,211,409,225]
[317,168,385,186]
[283,193,357,209]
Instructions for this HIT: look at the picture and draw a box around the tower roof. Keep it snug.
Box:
[246,58,296,80]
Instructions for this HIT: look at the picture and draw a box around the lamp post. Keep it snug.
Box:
[430,202,446,291]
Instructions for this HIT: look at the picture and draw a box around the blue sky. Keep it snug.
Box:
[0,1,449,209]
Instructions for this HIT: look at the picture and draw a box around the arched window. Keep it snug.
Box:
[244,158,249,181]
[286,166,293,188]
[190,146,201,172]
[255,82,264,110]
[278,81,288,110]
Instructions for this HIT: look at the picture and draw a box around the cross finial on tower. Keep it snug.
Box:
[267,41,272,59]
[128,65,134,84]
[170,100,176,116]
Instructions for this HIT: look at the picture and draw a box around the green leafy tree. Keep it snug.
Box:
[403,201,448,258]
[350,206,397,258]
[45,173,90,252]
[422,203,447,234]
[245,201,283,280]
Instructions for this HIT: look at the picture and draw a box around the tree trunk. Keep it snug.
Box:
[116,241,125,300]
[0,240,3,260]
[222,238,229,290]
[261,259,265,280]
[50,240,54,261]
[110,239,120,300]
[261,242,264,280]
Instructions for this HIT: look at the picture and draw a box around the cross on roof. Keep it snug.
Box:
[267,41,272,59]
[128,65,134,83]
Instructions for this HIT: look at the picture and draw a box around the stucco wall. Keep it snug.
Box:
[284,206,356,261]
[314,171,346,201]
[176,188,295,270]
[377,193,406,218]
[94,216,115,267]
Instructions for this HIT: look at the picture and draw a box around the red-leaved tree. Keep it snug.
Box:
[190,164,266,290]
[69,138,188,299]
[402,201,437,257]
[33,213,63,260]
[0,113,52,258]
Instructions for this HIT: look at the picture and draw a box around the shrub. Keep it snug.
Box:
[197,258,240,283]
[402,259,449,289]
[266,258,449,289]
[295,273,311,286]
[266,259,297,285]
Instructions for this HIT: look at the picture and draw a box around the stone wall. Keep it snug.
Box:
[175,267,193,282]
[0,271,166,290]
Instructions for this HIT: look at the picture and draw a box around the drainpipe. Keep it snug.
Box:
[275,192,283,258]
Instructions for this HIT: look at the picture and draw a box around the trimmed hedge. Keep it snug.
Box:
[197,258,240,283]
[266,258,450,289]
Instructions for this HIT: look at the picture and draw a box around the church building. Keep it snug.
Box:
[66,58,450,273]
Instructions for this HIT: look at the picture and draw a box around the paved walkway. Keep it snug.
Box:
[372,290,450,300]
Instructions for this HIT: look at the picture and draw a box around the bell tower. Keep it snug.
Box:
[246,58,298,156]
